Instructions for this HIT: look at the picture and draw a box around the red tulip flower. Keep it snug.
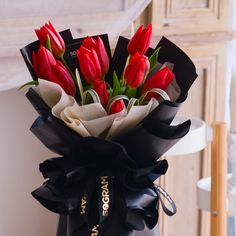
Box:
[142,66,175,100]
[81,36,109,76]
[32,47,75,96]
[95,37,109,75]
[93,79,109,107]
[109,100,125,115]
[128,24,152,55]
[48,61,76,96]
[76,46,102,84]
[35,21,65,58]
[32,45,56,79]
[124,52,150,88]
[82,36,97,51]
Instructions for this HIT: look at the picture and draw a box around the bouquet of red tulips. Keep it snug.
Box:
[21,22,197,236]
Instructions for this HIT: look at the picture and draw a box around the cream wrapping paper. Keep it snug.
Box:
[34,79,174,139]
[106,98,158,139]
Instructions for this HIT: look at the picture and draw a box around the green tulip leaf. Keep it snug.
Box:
[105,82,112,90]
[121,86,126,94]
[125,86,137,99]
[149,47,161,71]
[18,80,39,90]
[112,70,121,97]
[104,82,113,99]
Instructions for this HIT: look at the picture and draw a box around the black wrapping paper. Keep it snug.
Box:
[155,37,197,103]
[26,88,178,235]
[26,88,188,235]
[21,29,198,236]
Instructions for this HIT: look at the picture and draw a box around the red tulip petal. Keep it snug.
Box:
[50,62,76,96]
[136,24,152,55]
[37,46,56,79]
[91,49,102,78]
[96,36,109,75]
[142,66,175,100]
[44,26,65,57]
[35,29,47,45]
[47,70,61,84]
[124,53,150,88]
[82,36,97,50]
[127,25,144,55]
[48,21,65,50]
[32,51,39,77]
[77,47,101,84]
[93,79,109,107]
[109,100,125,115]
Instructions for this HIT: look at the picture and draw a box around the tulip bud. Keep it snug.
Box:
[95,36,109,75]
[124,53,150,88]
[127,24,152,55]
[35,21,65,58]
[81,36,109,76]
[142,66,175,100]
[32,45,56,79]
[32,46,75,96]
[76,46,102,84]
[82,36,97,50]
[93,79,109,107]
[109,100,125,115]
[48,61,76,96]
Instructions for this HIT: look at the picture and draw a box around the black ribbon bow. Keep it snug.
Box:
[32,140,175,235]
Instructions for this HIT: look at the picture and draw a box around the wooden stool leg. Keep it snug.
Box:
[210,122,227,236]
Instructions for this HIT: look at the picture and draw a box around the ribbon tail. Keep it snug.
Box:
[68,213,89,236]
[155,185,177,216]
[57,215,68,236]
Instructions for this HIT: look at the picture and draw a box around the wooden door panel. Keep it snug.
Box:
[148,0,232,234]
[172,0,209,9]
[160,66,205,236]
[151,0,229,35]
[158,41,227,236]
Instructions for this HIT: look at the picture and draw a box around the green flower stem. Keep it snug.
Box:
[125,86,137,99]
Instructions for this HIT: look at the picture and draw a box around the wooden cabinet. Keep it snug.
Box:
[152,0,229,35]
[148,0,234,235]
[158,39,229,236]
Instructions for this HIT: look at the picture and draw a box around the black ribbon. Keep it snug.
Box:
[32,151,173,235]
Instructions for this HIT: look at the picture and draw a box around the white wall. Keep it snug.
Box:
[228,0,236,129]
[0,88,57,236]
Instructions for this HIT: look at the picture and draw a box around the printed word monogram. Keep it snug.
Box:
[100,176,110,216]
[80,194,87,215]
[91,224,99,236]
